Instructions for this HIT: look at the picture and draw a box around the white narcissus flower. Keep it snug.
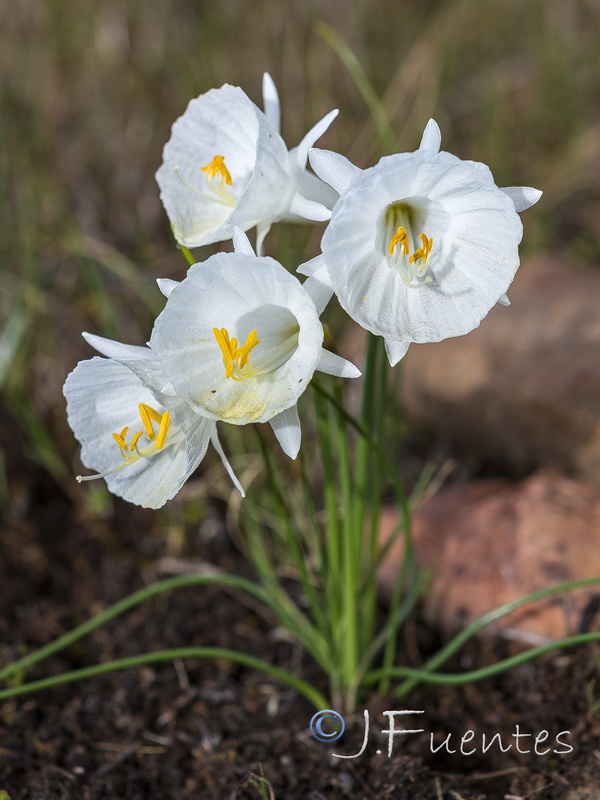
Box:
[63,334,244,509]
[156,73,338,254]
[149,229,360,459]
[300,119,542,365]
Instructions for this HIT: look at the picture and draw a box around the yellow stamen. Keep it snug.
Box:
[201,155,232,186]
[138,403,162,440]
[119,426,129,439]
[112,432,128,449]
[409,233,433,265]
[156,411,171,450]
[388,226,410,256]
[213,327,261,381]
[129,430,144,451]
[236,329,260,369]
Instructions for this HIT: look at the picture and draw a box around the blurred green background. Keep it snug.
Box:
[1,0,599,507]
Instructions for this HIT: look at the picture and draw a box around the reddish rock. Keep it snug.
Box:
[401,258,600,485]
[378,473,600,642]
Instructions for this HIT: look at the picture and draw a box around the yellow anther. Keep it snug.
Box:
[388,226,410,257]
[213,327,261,381]
[156,411,171,450]
[119,426,129,439]
[236,329,260,369]
[129,430,144,451]
[138,403,162,440]
[201,155,232,186]
[409,233,433,265]
[112,432,128,449]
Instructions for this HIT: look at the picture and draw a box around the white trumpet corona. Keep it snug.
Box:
[301,119,542,365]
[156,73,338,254]
[149,233,360,459]
[63,335,244,509]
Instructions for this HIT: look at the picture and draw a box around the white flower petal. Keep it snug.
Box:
[150,252,324,425]
[83,331,151,362]
[63,357,212,509]
[497,293,511,306]
[316,349,361,378]
[302,263,334,316]
[157,278,179,299]
[262,72,280,133]
[308,148,361,196]
[384,339,411,366]
[419,119,442,153]
[297,253,325,277]
[294,109,339,169]
[156,84,291,249]
[269,405,302,459]
[233,226,256,256]
[288,194,332,222]
[255,221,271,257]
[210,427,245,497]
[500,186,543,212]
[318,138,538,347]
[157,79,340,247]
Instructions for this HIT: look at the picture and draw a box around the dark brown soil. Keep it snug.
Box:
[1,411,599,800]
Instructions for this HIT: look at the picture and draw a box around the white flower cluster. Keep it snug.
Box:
[64,75,541,508]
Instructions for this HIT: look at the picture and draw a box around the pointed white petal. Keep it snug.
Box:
[301,262,334,315]
[294,109,339,169]
[384,339,411,366]
[83,332,150,362]
[255,221,271,256]
[297,253,325,277]
[210,427,245,497]
[262,72,280,133]
[269,405,301,459]
[419,119,442,153]
[497,293,511,306]
[160,382,177,396]
[500,186,543,212]
[157,278,179,299]
[233,226,255,256]
[316,349,361,379]
[308,148,361,195]
[289,163,339,213]
[288,194,331,222]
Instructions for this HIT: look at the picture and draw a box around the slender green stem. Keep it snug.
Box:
[0,647,328,709]
[364,632,600,688]
[0,573,308,685]
[353,333,379,548]
[312,379,409,512]
[254,429,328,644]
[314,387,343,703]
[178,243,196,266]
[363,336,388,658]
[334,385,357,693]
[392,576,600,697]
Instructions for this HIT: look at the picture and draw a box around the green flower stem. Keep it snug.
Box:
[178,243,196,266]
[0,573,310,686]
[335,385,358,691]
[388,576,600,697]
[362,336,388,657]
[314,389,342,674]
[254,430,329,646]
[0,647,328,710]
[363,632,600,688]
[312,379,408,510]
